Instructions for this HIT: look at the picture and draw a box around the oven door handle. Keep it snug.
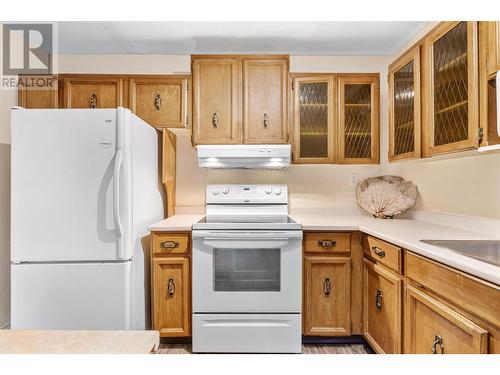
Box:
[203,237,292,241]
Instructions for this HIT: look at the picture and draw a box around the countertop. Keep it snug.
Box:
[0,330,160,354]
[148,210,500,286]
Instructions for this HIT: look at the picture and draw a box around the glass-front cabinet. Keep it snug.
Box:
[388,46,421,161]
[422,21,479,156]
[292,75,335,163]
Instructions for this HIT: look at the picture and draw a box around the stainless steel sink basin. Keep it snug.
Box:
[420,240,500,267]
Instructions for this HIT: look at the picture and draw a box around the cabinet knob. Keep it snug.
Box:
[375,288,383,311]
[263,112,269,128]
[89,93,97,108]
[212,112,219,128]
[160,240,179,249]
[154,94,161,110]
[318,240,336,248]
[372,246,386,258]
[323,278,332,296]
[167,278,175,297]
[431,335,443,354]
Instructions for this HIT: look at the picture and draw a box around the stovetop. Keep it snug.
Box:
[192,215,302,231]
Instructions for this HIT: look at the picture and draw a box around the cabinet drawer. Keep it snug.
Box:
[405,252,500,328]
[363,258,402,353]
[405,284,488,354]
[304,232,351,254]
[363,235,402,273]
[152,233,190,255]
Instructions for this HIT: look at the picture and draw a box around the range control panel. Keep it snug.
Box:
[206,184,288,205]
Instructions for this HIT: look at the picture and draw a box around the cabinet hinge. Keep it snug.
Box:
[186,115,189,125]
[291,81,294,90]
[186,82,189,91]
[478,127,484,144]
[351,322,353,332]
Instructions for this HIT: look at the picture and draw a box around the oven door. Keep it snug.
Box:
[192,230,302,313]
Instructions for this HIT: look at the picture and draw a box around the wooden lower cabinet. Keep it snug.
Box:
[303,256,351,336]
[363,258,402,353]
[152,256,190,337]
[405,284,488,354]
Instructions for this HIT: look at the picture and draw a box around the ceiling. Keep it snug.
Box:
[57,22,429,56]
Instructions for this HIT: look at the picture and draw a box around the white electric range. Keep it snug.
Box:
[191,184,302,353]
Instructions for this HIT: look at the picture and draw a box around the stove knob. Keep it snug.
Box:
[212,188,220,195]
[222,187,230,195]
[274,188,282,195]
[265,187,273,195]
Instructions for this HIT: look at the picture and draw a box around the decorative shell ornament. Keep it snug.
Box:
[356,176,418,219]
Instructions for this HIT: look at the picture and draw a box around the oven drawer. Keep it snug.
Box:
[192,314,301,353]
[152,233,190,256]
[304,232,351,255]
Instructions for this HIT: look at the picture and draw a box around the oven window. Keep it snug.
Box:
[213,248,281,292]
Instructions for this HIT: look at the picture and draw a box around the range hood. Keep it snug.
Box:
[197,144,291,169]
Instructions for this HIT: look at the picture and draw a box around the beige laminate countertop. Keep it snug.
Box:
[148,210,500,286]
[0,330,160,354]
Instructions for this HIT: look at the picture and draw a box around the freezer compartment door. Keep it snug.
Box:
[11,262,132,330]
[192,314,301,353]
[11,109,132,262]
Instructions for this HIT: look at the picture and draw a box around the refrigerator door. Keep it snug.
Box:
[11,108,131,262]
[11,262,132,330]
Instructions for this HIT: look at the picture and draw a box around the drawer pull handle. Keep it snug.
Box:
[212,112,219,128]
[431,335,443,354]
[89,93,97,108]
[154,94,161,110]
[167,278,175,296]
[318,240,336,248]
[372,246,386,258]
[324,278,331,296]
[160,240,180,249]
[263,112,269,128]
[375,288,383,311]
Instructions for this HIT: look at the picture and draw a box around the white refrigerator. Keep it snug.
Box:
[10,107,164,330]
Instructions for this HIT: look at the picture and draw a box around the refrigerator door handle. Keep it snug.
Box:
[113,148,124,238]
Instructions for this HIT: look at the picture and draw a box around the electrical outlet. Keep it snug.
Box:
[349,174,358,187]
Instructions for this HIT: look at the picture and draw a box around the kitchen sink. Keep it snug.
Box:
[420,240,500,267]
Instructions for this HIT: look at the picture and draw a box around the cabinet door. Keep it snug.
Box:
[192,58,241,144]
[129,76,189,128]
[304,256,351,336]
[363,258,402,353]
[405,285,488,354]
[63,76,123,108]
[388,47,421,161]
[338,74,380,164]
[152,257,190,337]
[292,75,335,163]
[18,75,58,108]
[422,22,479,156]
[485,21,500,76]
[243,58,288,144]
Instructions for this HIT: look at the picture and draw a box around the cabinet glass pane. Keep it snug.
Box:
[433,21,468,146]
[344,84,372,158]
[213,248,280,292]
[393,61,415,155]
[299,82,329,158]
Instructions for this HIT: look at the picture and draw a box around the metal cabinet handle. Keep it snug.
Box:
[372,246,386,258]
[89,93,97,108]
[324,278,331,296]
[263,113,269,128]
[160,240,179,249]
[431,335,443,354]
[154,94,161,110]
[375,288,383,311]
[318,240,336,248]
[212,112,219,128]
[167,278,175,296]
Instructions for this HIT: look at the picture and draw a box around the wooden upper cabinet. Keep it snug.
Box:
[405,285,488,354]
[338,74,380,164]
[388,47,421,162]
[129,76,189,128]
[243,58,288,144]
[422,21,479,156]
[303,256,351,336]
[18,75,58,108]
[63,76,124,109]
[192,58,241,145]
[484,21,500,77]
[292,75,335,163]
